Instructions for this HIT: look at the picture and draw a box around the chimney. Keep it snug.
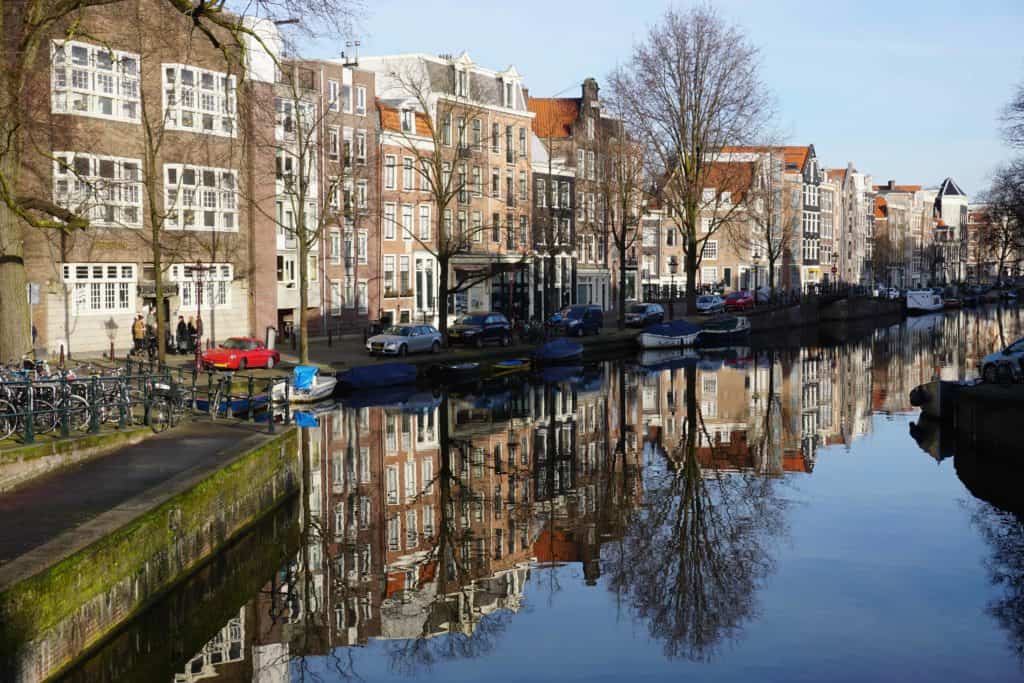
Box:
[887,180,895,190]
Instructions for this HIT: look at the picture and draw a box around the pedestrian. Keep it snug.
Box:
[132,315,146,352]
[31,324,37,348]
[187,316,197,352]
[176,316,188,354]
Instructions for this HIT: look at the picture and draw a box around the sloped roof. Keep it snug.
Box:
[527,97,580,138]
[825,168,847,183]
[722,145,810,172]
[705,160,756,201]
[938,177,966,197]
[378,99,431,135]
[874,195,888,219]
[874,183,923,193]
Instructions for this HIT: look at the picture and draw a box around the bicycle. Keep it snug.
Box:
[149,378,190,433]
[209,372,235,421]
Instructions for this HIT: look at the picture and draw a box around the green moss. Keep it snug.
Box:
[0,428,298,662]
[0,427,148,466]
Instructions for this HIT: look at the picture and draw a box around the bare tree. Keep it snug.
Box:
[0,0,361,361]
[725,152,797,297]
[1002,78,1024,150]
[979,161,1024,283]
[609,5,773,312]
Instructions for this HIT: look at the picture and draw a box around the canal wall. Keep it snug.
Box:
[0,427,299,683]
[0,428,151,493]
[819,297,904,323]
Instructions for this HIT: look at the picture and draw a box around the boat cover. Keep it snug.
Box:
[534,339,583,361]
[294,411,319,428]
[338,363,417,389]
[293,365,318,391]
[643,319,701,337]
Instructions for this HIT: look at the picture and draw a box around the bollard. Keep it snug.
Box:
[23,384,35,444]
[284,381,291,425]
[89,377,100,433]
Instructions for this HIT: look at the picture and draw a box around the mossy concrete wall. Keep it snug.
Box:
[0,428,151,493]
[0,427,299,683]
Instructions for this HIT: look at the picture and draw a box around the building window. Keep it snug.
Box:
[441,113,452,146]
[328,126,340,161]
[419,204,431,240]
[402,204,414,241]
[519,171,528,200]
[330,229,341,265]
[51,41,140,123]
[356,180,368,209]
[61,262,137,315]
[519,127,527,158]
[492,122,500,153]
[472,211,483,243]
[400,256,411,295]
[383,255,395,295]
[53,152,142,228]
[519,215,528,245]
[472,119,482,149]
[492,212,501,242]
[354,130,367,164]
[164,164,237,232]
[577,149,585,177]
[701,266,717,284]
[401,109,414,133]
[162,64,236,136]
[355,86,366,115]
[491,169,500,198]
[536,178,546,208]
[328,79,339,111]
[384,155,396,190]
[587,151,595,180]
[170,263,233,310]
[383,203,396,239]
[703,240,718,260]
[403,157,415,191]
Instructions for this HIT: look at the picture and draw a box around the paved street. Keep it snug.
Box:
[0,420,268,569]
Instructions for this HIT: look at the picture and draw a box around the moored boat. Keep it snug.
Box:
[273,365,338,403]
[195,393,270,414]
[337,362,417,391]
[427,361,480,386]
[697,315,751,345]
[906,289,943,314]
[638,319,702,349]
[532,339,583,364]
[943,297,962,309]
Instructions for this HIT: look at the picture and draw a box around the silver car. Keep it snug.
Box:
[366,324,443,357]
[695,294,724,314]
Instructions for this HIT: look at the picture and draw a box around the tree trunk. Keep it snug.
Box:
[684,237,698,315]
[617,239,627,329]
[0,147,30,361]
[547,251,557,319]
[298,239,310,364]
[153,236,166,365]
[768,253,777,297]
[437,257,450,343]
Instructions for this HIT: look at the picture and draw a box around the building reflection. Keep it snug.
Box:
[171,307,1024,680]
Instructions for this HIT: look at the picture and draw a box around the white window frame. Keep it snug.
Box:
[384,155,397,190]
[62,262,137,316]
[164,164,238,232]
[51,40,140,123]
[169,263,233,310]
[53,152,142,228]
[355,86,366,115]
[703,240,718,260]
[328,79,340,112]
[419,204,431,240]
[162,63,236,137]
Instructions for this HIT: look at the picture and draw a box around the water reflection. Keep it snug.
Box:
[55,306,1024,682]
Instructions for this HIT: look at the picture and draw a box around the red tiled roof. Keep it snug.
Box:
[722,145,810,171]
[874,184,923,193]
[705,161,755,201]
[533,530,579,563]
[874,195,888,219]
[825,168,847,183]
[527,97,580,138]
[378,99,431,135]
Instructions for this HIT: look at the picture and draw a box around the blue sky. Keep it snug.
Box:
[313,0,1023,196]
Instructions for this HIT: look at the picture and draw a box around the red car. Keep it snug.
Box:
[202,337,279,370]
[723,290,754,312]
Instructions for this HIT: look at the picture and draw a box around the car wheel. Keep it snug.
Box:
[983,364,999,384]
[474,337,484,349]
[238,358,247,371]
[431,341,440,354]
[398,344,407,357]
[266,356,275,370]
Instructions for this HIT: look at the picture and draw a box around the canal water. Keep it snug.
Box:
[57,307,1024,682]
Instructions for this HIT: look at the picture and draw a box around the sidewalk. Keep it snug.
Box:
[0,420,272,569]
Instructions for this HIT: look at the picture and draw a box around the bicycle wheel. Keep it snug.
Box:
[150,397,170,433]
[30,399,58,434]
[0,399,16,440]
[210,388,223,420]
[63,394,91,432]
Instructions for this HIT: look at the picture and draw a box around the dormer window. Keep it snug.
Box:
[456,69,468,97]
[504,81,513,108]
[587,118,594,140]
[400,109,413,134]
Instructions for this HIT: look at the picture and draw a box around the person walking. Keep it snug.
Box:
[176,316,188,354]
[187,317,196,352]
[132,315,146,353]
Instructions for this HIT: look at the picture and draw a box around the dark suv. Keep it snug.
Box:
[447,312,512,348]
[624,302,665,327]
[549,305,604,337]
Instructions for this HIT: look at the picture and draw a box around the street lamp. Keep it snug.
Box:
[752,252,761,299]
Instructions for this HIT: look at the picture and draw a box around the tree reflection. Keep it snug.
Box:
[605,363,787,661]
[970,504,1024,666]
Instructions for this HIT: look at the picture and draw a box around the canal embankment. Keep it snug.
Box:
[0,421,299,683]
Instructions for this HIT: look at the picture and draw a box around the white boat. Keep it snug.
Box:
[272,365,338,404]
[906,290,943,314]
[637,320,702,349]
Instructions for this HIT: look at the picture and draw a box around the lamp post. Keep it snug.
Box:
[192,261,212,372]
[752,252,761,303]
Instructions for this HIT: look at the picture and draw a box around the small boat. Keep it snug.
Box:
[274,365,338,403]
[427,361,480,386]
[532,339,583,364]
[342,387,441,412]
[638,319,702,349]
[906,289,943,314]
[491,359,531,377]
[637,349,700,372]
[909,379,962,420]
[337,363,417,390]
[194,393,269,414]
[943,298,962,309]
[697,316,751,345]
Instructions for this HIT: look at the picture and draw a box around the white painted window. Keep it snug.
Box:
[403,157,415,190]
[51,41,140,123]
[355,86,366,115]
[357,280,368,313]
[405,508,418,548]
[356,180,368,209]
[53,152,142,228]
[720,191,731,205]
[328,126,340,161]
[383,203,396,239]
[587,151,595,180]
[62,263,136,315]
[164,164,237,232]
[357,231,368,264]
[328,79,339,112]
[162,64,236,136]
[577,149,585,177]
[383,255,395,294]
[703,240,718,260]
[701,266,717,283]
[402,204,414,241]
[170,263,233,310]
[330,229,341,265]
[354,130,367,164]
[419,204,431,240]
[384,155,396,190]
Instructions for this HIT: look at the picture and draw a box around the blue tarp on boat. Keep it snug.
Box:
[642,319,701,337]
[294,411,319,428]
[293,365,318,391]
[337,363,417,390]
[533,339,583,363]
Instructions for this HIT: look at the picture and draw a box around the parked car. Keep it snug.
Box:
[447,312,512,348]
[624,303,665,327]
[202,337,279,370]
[981,337,1024,384]
[755,287,771,303]
[723,290,754,312]
[366,324,442,357]
[549,305,605,336]
[695,294,724,315]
